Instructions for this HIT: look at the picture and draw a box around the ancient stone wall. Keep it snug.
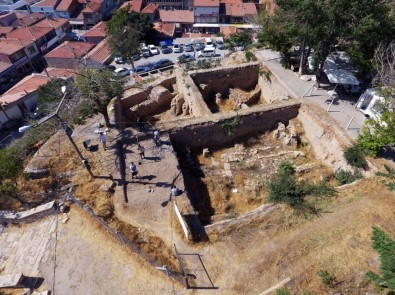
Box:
[190,62,260,101]
[258,72,293,103]
[0,201,59,224]
[175,69,212,117]
[168,101,301,151]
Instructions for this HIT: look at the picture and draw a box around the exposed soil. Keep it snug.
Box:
[181,118,334,224]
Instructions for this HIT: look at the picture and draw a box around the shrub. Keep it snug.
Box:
[344,144,368,169]
[267,173,305,207]
[335,169,362,185]
[317,269,336,287]
[220,116,243,135]
[300,182,337,197]
[275,287,291,295]
[245,51,257,62]
[279,160,295,176]
[376,164,395,191]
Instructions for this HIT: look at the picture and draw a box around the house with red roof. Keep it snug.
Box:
[6,25,58,54]
[30,0,62,17]
[55,0,81,18]
[82,21,106,43]
[83,39,111,68]
[0,12,17,26]
[219,1,257,23]
[140,3,158,21]
[118,0,142,13]
[153,22,175,40]
[44,40,96,69]
[159,9,194,34]
[194,0,220,23]
[34,17,71,45]
[10,12,46,27]
[0,60,16,95]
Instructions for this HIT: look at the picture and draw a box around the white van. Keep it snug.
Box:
[356,88,385,120]
[196,47,216,58]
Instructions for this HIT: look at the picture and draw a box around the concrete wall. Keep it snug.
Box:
[0,201,59,224]
[190,62,260,101]
[168,100,301,151]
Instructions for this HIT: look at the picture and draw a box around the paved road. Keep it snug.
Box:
[256,49,366,140]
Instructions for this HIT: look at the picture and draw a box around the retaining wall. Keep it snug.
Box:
[168,100,301,151]
[0,201,59,224]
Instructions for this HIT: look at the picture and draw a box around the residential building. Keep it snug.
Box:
[118,0,142,13]
[0,38,40,77]
[140,3,158,21]
[55,0,81,18]
[0,60,16,94]
[30,0,61,17]
[11,12,45,27]
[144,0,183,10]
[153,22,175,40]
[0,26,15,37]
[82,20,106,43]
[159,9,193,34]
[219,1,257,24]
[44,40,96,69]
[6,25,58,53]
[193,0,219,23]
[0,0,28,12]
[83,38,111,68]
[34,17,71,44]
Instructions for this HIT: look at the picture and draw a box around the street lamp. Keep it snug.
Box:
[19,86,94,178]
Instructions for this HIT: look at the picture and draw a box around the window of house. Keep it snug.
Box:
[27,45,36,55]
[10,50,26,63]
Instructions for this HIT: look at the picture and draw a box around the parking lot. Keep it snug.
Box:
[109,38,229,73]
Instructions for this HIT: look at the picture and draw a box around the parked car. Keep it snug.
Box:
[114,67,131,77]
[184,42,193,52]
[173,44,182,53]
[148,45,159,55]
[160,41,171,54]
[196,47,216,58]
[176,54,195,63]
[205,38,214,49]
[216,40,225,50]
[141,47,150,57]
[114,56,124,64]
[132,64,154,74]
[194,39,203,51]
[154,59,173,69]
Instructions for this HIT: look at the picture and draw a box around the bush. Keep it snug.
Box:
[275,287,291,295]
[317,269,336,287]
[268,173,305,207]
[376,164,395,192]
[279,160,295,176]
[344,144,368,169]
[219,116,243,135]
[335,169,362,185]
[300,182,337,197]
[245,51,257,62]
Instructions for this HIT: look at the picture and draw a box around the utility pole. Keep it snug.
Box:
[19,86,94,178]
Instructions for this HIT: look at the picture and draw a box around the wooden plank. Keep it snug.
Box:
[258,277,291,295]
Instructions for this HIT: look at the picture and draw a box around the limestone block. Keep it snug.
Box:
[150,85,173,104]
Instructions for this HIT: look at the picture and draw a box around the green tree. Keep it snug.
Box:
[106,8,154,68]
[75,69,124,127]
[36,78,71,115]
[226,31,252,51]
[0,147,21,184]
[366,227,395,291]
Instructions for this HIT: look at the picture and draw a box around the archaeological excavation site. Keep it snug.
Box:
[1,60,394,295]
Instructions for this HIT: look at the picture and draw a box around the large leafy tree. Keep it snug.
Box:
[75,69,124,127]
[106,8,154,68]
[366,226,395,291]
[258,0,395,75]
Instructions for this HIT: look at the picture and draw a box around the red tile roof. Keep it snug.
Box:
[0,61,13,73]
[0,39,28,55]
[32,0,59,7]
[141,3,158,14]
[55,0,79,11]
[194,0,219,7]
[220,0,241,3]
[220,25,236,37]
[159,10,194,23]
[82,21,107,38]
[153,22,175,37]
[4,74,50,96]
[34,17,69,29]
[45,67,77,78]
[0,27,15,36]
[84,39,111,63]
[44,41,96,59]
[12,13,45,27]
[6,26,53,41]
[225,2,257,16]
[243,3,257,15]
[119,0,142,13]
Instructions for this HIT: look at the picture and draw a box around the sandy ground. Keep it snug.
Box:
[38,205,183,295]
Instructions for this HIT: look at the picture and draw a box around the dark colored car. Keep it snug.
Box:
[194,40,203,51]
[154,59,173,69]
[216,40,225,50]
[160,41,171,54]
[176,54,195,63]
[133,64,154,74]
